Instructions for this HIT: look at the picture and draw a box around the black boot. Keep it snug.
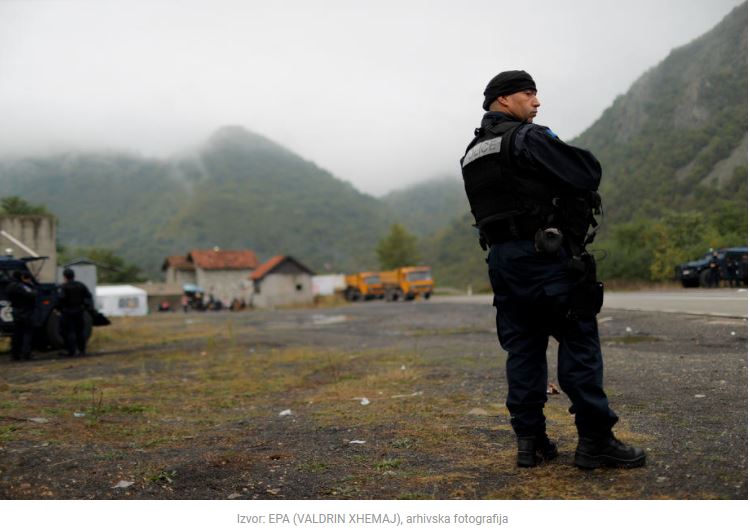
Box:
[575,434,646,469]
[517,433,559,467]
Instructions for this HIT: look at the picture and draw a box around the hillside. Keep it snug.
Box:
[0,127,392,277]
[573,2,747,224]
[158,126,392,274]
[380,176,467,236]
[0,153,189,274]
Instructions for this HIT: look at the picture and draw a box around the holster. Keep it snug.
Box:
[566,252,603,320]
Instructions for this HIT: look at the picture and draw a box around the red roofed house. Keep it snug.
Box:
[162,248,259,306]
[250,255,315,308]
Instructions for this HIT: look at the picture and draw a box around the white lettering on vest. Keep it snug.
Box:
[462,136,502,168]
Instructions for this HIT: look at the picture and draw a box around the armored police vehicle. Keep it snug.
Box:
[675,247,748,288]
[0,254,91,350]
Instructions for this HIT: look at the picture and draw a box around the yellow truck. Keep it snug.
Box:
[381,266,434,301]
[344,272,384,301]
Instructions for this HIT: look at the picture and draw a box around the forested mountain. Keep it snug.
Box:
[160,126,392,274]
[381,177,466,236]
[0,152,189,275]
[573,2,747,225]
[0,127,392,276]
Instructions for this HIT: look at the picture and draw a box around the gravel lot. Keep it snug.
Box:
[0,300,746,499]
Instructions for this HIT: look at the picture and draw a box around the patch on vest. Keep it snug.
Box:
[462,136,502,167]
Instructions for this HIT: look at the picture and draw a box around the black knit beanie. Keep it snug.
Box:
[482,70,536,110]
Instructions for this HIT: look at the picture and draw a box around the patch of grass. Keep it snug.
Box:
[375,458,402,471]
[300,462,329,473]
[325,483,360,498]
[391,437,414,449]
[97,450,125,461]
[0,424,20,441]
[115,403,154,415]
[148,469,177,485]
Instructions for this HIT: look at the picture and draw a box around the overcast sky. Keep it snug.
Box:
[0,0,744,195]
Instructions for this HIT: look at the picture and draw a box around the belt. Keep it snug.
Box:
[482,217,540,245]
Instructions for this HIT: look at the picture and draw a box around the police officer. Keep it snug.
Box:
[725,255,737,287]
[461,70,646,469]
[707,251,720,288]
[6,270,37,360]
[58,268,93,357]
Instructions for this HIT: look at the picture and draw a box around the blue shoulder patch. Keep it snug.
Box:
[545,127,558,138]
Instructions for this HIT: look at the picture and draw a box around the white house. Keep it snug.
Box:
[251,255,314,308]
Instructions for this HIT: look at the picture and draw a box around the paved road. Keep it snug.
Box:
[433,288,748,318]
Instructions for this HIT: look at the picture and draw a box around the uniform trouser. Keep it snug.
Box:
[488,240,618,438]
[62,309,87,356]
[11,315,34,359]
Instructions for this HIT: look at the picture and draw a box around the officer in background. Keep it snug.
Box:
[460,70,645,469]
[6,270,37,361]
[58,268,93,357]
[725,255,737,287]
[707,251,720,288]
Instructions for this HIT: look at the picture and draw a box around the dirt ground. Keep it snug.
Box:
[0,300,746,500]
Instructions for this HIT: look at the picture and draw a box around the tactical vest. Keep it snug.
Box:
[460,118,600,252]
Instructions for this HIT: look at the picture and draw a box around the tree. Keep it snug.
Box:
[376,223,420,270]
[59,247,146,283]
[0,196,52,216]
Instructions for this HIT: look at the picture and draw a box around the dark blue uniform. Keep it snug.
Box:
[463,112,618,439]
[7,278,36,360]
[58,280,92,356]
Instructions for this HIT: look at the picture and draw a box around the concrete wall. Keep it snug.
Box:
[165,267,197,286]
[0,215,57,282]
[253,273,313,308]
[195,269,254,305]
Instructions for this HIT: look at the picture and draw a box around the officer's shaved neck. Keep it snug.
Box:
[489,99,505,113]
